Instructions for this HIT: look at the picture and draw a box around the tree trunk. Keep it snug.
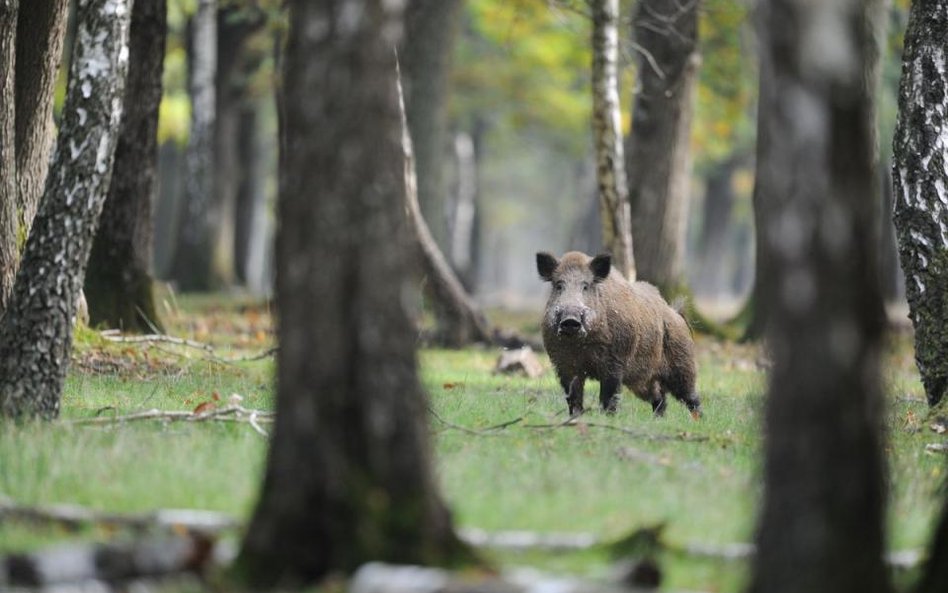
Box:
[169,0,217,291]
[626,0,700,291]
[237,0,473,585]
[0,0,17,315]
[0,0,132,420]
[918,499,948,593]
[879,164,903,302]
[153,140,184,277]
[591,0,635,280]
[401,0,464,249]
[403,102,490,346]
[14,0,69,234]
[233,99,269,293]
[747,1,891,593]
[695,156,738,298]
[85,0,167,334]
[891,0,948,407]
[448,131,478,290]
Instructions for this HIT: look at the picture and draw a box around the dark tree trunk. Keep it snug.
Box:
[169,0,217,291]
[0,0,132,420]
[696,156,738,298]
[591,0,635,280]
[237,0,473,586]
[401,0,463,249]
[747,1,891,593]
[891,0,948,407]
[153,140,184,276]
[626,0,700,292]
[14,0,69,232]
[918,499,948,593]
[85,0,167,334]
[0,0,17,315]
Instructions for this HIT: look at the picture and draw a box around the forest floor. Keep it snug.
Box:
[0,295,943,592]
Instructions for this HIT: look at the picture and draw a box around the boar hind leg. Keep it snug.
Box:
[648,381,667,417]
[561,375,585,416]
[599,376,621,414]
[666,377,702,419]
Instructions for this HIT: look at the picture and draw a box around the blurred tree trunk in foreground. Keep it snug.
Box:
[590,0,635,280]
[626,0,700,292]
[0,0,69,316]
[86,0,167,333]
[748,1,891,593]
[0,0,132,419]
[170,0,217,291]
[237,0,475,585]
[892,0,948,408]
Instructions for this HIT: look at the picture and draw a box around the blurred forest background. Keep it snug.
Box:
[100,0,906,310]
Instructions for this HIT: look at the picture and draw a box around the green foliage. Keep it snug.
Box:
[693,0,755,169]
[452,0,592,156]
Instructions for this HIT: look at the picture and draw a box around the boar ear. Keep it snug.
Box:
[536,252,558,281]
[590,253,611,281]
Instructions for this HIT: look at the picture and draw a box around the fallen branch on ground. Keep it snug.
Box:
[428,408,523,436]
[523,419,709,442]
[66,405,274,437]
[99,330,276,365]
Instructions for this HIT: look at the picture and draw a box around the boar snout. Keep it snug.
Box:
[555,307,589,337]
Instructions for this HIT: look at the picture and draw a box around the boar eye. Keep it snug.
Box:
[581,282,590,292]
[554,281,565,291]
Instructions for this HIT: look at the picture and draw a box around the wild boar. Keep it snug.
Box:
[536,251,701,418]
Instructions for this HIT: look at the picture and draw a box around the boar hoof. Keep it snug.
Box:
[602,399,619,415]
[568,402,585,417]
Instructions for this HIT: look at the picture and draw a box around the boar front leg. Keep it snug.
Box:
[599,376,621,414]
[561,375,585,416]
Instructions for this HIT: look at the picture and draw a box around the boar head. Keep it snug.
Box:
[536,251,611,337]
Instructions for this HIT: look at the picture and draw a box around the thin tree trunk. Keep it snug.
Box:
[747,1,891,592]
[626,0,700,291]
[153,140,184,277]
[169,0,217,291]
[14,0,69,234]
[0,0,17,315]
[449,131,477,289]
[401,0,464,249]
[891,0,948,407]
[85,0,167,334]
[233,100,269,292]
[696,156,737,298]
[879,164,903,302]
[237,0,473,585]
[591,0,635,280]
[0,0,132,420]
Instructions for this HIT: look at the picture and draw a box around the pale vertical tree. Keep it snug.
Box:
[0,0,133,419]
[591,0,635,280]
[625,0,700,292]
[892,0,948,408]
[237,0,475,585]
[748,1,891,593]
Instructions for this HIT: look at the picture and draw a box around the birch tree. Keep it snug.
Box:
[0,0,132,419]
[892,0,948,407]
[591,0,635,280]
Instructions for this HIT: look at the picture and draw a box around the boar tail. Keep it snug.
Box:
[669,295,694,337]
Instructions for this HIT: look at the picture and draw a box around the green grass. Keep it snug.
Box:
[0,301,944,592]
